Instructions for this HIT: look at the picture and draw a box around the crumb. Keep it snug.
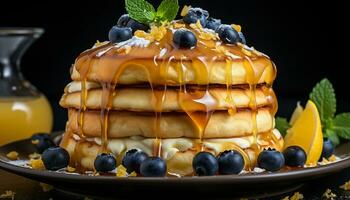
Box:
[31,139,39,145]
[180,5,191,17]
[28,152,41,160]
[281,192,304,200]
[29,158,45,170]
[6,151,19,160]
[231,24,242,32]
[173,23,186,29]
[66,166,76,173]
[129,171,137,177]
[340,180,350,190]
[0,190,15,200]
[39,183,53,192]
[328,155,337,162]
[116,165,127,177]
[323,188,336,200]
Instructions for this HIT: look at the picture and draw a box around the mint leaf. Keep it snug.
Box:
[309,78,336,125]
[125,0,156,24]
[156,0,179,22]
[275,117,290,136]
[325,128,340,146]
[331,113,350,140]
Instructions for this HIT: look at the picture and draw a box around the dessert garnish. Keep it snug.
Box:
[122,149,148,174]
[31,133,56,153]
[192,152,218,176]
[0,190,16,200]
[6,151,19,160]
[140,157,167,177]
[281,192,304,200]
[41,147,69,171]
[94,153,117,173]
[29,158,45,170]
[283,146,307,167]
[257,148,285,172]
[340,180,350,190]
[323,189,337,200]
[217,150,245,175]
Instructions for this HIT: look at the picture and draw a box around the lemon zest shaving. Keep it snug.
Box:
[323,189,336,200]
[6,151,19,160]
[0,190,15,200]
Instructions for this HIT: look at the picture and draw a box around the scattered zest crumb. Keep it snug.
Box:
[6,151,19,160]
[340,180,350,190]
[31,139,39,145]
[116,165,127,177]
[180,5,191,17]
[281,192,304,200]
[0,190,15,200]
[28,152,41,160]
[231,24,242,32]
[39,183,53,192]
[67,166,76,173]
[129,171,137,177]
[328,155,337,162]
[29,158,45,170]
[323,188,336,200]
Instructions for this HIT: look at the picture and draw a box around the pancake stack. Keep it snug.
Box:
[59,21,283,176]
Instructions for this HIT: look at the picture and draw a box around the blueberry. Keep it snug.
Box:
[117,14,131,27]
[217,150,245,175]
[108,26,132,43]
[173,28,197,49]
[31,133,56,153]
[320,138,335,160]
[126,18,149,33]
[205,17,221,31]
[140,157,167,177]
[183,7,209,27]
[238,32,246,44]
[192,152,218,176]
[122,149,148,174]
[257,148,285,172]
[216,24,240,44]
[94,153,116,173]
[42,147,70,171]
[283,146,307,167]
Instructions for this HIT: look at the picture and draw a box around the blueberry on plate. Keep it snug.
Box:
[173,28,197,49]
[283,146,307,167]
[126,18,149,33]
[216,24,240,44]
[140,157,167,177]
[31,133,56,153]
[217,150,245,175]
[320,138,335,160]
[238,32,246,44]
[183,7,209,27]
[205,17,221,31]
[94,153,117,173]
[193,152,218,176]
[117,14,131,27]
[108,26,133,43]
[122,149,148,174]
[257,148,285,172]
[42,147,70,171]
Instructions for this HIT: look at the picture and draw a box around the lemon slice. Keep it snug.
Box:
[284,100,323,165]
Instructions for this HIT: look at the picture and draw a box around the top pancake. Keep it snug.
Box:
[70,22,276,86]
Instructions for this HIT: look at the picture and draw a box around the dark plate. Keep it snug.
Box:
[1,133,350,199]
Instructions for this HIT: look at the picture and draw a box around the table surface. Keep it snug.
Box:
[2,169,350,200]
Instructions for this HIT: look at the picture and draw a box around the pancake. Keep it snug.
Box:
[60,82,276,112]
[67,108,274,138]
[60,129,284,176]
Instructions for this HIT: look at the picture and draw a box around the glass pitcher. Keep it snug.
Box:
[0,28,53,146]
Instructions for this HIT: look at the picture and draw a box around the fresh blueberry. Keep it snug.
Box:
[257,148,285,172]
[122,149,148,174]
[183,7,209,27]
[31,133,56,153]
[192,152,218,176]
[126,18,149,33]
[42,147,70,171]
[238,32,246,44]
[108,26,132,43]
[216,24,240,44]
[217,150,245,175]
[140,157,167,177]
[320,138,335,160]
[283,146,307,167]
[173,28,197,49]
[117,14,131,27]
[205,17,221,31]
[94,153,117,173]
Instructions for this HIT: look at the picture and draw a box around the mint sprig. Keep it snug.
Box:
[125,0,179,25]
[275,78,350,146]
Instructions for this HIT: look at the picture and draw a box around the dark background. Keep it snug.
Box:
[1,0,348,131]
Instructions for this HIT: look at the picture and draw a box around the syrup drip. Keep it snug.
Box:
[69,24,278,174]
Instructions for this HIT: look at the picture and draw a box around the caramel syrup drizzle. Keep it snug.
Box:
[71,24,278,173]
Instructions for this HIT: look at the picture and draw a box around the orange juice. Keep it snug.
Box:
[0,95,53,146]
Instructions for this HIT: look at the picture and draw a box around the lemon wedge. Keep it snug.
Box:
[284,100,323,165]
